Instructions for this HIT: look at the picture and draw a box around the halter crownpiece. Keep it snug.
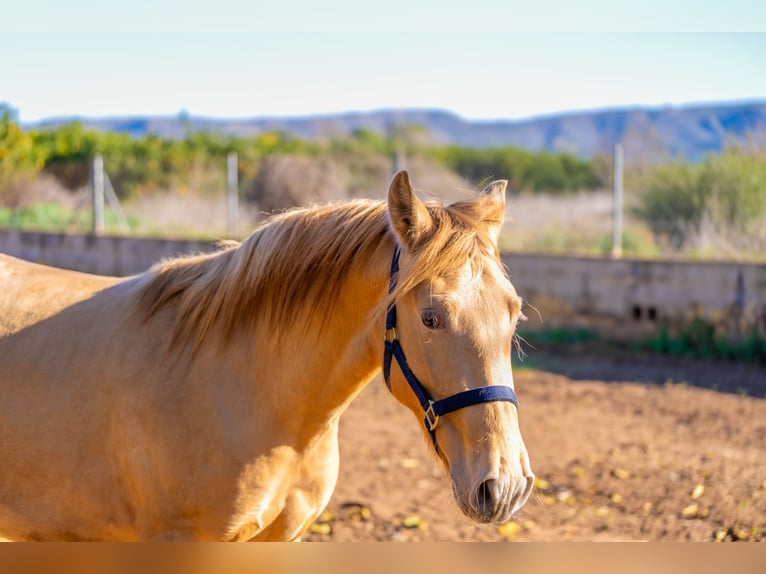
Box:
[382,245,519,444]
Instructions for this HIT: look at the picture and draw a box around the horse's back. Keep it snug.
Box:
[0,253,123,336]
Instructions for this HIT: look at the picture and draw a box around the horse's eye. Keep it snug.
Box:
[421,310,443,330]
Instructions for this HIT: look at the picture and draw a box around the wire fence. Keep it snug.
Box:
[2,146,765,261]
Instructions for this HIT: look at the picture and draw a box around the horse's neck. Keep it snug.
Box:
[277,237,394,424]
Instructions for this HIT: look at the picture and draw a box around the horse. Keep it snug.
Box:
[0,171,534,541]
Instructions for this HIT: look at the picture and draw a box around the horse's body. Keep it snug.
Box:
[0,172,533,541]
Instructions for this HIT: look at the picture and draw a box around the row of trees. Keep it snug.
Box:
[434,145,601,192]
[1,104,602,200]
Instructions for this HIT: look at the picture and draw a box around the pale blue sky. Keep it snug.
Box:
[3,2,765,123]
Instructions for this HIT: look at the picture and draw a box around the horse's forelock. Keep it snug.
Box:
[387,201,505,309]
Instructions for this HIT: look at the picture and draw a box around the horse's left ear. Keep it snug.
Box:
[474,180,508,243]
[451,180,507,243]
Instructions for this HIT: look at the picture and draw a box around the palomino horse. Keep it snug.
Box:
[0,171,534,541]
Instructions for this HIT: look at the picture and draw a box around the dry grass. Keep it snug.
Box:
[499,190,659,257]
[123,191,263,239]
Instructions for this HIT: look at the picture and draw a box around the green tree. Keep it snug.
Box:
[31,121,101,189]
[0,104,43,183]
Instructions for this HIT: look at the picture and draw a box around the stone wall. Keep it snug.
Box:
[502,252,766,337]
[0,229,217,277]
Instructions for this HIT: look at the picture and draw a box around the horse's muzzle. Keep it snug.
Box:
[466,475,535,523]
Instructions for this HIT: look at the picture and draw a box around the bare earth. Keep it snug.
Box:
[303,348,766,542]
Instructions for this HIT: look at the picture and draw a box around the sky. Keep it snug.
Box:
[3,2,766,124]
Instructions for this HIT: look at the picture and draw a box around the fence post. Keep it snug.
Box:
[392,149,405,174]
[227,151,239,237]
[612,143,624,258]
[92,155,105,235]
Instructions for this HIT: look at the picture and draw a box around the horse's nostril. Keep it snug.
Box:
[475,478,501,519]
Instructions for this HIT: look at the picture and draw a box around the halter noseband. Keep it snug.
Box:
[382,246,519,444]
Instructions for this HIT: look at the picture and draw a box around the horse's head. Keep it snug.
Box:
[384,171,534,524]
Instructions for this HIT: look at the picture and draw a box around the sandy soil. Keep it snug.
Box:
[303,349,766,542]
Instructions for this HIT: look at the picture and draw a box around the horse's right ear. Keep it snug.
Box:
[387,171,433,251]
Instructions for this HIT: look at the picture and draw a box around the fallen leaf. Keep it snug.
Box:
[556,490,574,502]
[359,506,372,520]
[309,523,332,535]
[691,484,705,499]
[714,529,728,542]
[731,527,749,541]
[498,521,521,540]
[610,493,623,505]
[523,520,536,531]
[541,495,557,507]
[594,507,610,519]
[402,515,421,528]
[681,504,699,518]
[534,477,550,491]
[612,468,630,480]
[319,511,334,522]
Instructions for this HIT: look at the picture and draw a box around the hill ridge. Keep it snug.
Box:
[29,100,766,162]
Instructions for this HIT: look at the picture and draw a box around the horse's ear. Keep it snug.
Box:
[475,179,507,244]
[387,171,433,250]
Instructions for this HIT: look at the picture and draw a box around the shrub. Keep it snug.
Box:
[246,154,346,214]
[634,147,766,250]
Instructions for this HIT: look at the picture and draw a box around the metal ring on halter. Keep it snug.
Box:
[424,401,440,431]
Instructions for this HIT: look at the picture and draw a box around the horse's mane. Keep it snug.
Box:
[136,197,502,352]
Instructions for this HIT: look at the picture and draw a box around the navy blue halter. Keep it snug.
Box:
[382,246,519,444]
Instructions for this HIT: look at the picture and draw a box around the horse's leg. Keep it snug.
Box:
[248,490,325,542]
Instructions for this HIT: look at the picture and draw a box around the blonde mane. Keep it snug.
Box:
[136,197,503,352]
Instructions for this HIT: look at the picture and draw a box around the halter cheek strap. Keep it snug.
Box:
[382,246,519,444]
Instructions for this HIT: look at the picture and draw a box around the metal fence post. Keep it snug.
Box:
[612,143,624,258]
[92,155,105,235]
[227,151,239,237]
[393,149,405,174]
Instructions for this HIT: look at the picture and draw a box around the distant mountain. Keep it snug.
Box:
[31,100,766,163]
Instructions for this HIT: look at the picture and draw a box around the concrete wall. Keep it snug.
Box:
[0,229,218,277]
[501,252,766,337]
[2,229,765,337]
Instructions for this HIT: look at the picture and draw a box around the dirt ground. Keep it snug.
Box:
[303,346,766,542]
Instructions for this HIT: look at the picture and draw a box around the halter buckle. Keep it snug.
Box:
[385,327,398,343]
[425,401,440,431]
